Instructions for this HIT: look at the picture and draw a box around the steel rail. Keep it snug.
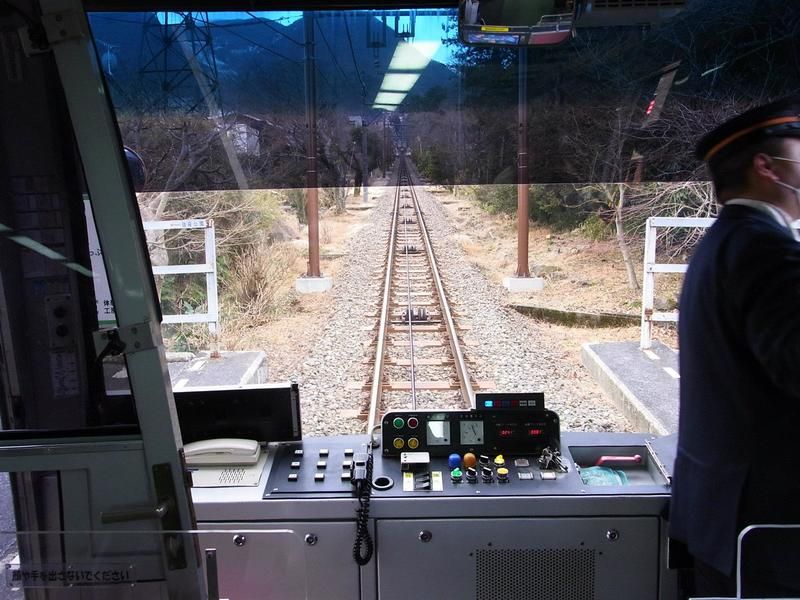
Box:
[367,173,402,432]
[406,165,476,409]
[367,160,475,432]
[399,174,419,411]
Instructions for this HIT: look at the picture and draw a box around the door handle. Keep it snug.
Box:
[205,548,219,600]
[101,501,168,524]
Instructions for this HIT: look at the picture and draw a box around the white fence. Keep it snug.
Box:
[640,216,714,349]
[143,219,219,334]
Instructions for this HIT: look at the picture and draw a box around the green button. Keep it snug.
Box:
[392,417,405,429]
[451,468,463,478]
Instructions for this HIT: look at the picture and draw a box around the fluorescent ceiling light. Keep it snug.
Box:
[371,40,439,108]
[372,104,398,111]
[387,41,439,71]
[380,73,420,92]
[374,92,406,105]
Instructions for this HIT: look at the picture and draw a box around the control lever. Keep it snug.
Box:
[538,447,568,472]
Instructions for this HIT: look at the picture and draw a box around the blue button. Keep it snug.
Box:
[448,453,462,469]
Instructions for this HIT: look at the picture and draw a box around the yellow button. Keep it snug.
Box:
[497,467,509,477]
[494,455,506,467]
[393,437,405,449]
[407,437,420,450]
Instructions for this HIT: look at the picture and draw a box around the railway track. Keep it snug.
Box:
[364,160,488,432]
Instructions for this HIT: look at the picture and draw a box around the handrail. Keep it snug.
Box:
[736,524,800,600]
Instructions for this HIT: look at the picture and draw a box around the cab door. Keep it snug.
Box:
[0,0,205,596]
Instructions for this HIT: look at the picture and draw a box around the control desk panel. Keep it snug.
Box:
[264,406,581,498]
[381,407,560,457]
[259,405,672,499]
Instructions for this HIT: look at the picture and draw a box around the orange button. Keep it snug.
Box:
[463,453,477,468]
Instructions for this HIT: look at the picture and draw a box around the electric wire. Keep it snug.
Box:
[315,18,354,86]
[245,10,303,46]
[343,15,368,99]
[207,21,300,64]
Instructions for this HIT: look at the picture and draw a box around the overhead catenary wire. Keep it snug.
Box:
[207,22,300,65]
[246,11,303,46]
[315,17,354,87]
[343,15,368,99]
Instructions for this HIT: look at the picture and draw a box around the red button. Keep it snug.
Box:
[407,417,419,429]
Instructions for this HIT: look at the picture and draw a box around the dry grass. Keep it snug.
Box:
[218,243,302,351]
[443,191,683,315]
[440,189,680,350]
[169,182,679,367]
[214,187,379,368]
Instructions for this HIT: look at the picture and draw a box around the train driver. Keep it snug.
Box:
[671,95,800,598]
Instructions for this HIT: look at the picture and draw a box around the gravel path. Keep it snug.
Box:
[291,175,630,436]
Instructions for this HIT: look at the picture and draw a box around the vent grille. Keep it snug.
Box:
[476,548,595,600]
[593,0,685,7]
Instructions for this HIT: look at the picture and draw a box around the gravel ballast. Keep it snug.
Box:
[286,181,631,437]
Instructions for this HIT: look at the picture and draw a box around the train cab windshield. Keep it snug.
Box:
[0,0,799,598]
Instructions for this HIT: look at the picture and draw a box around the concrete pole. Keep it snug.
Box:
[304,12,321,277]
[515,47,530,278]
[382,114,387,178]
[362,118,369,201]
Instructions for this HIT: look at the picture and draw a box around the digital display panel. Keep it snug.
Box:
[426,420,451,446]
[459,420,484,445]
[466,31,522,45]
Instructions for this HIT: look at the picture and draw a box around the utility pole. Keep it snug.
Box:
[295,11,331,293]
[382,114,387,178]
[503,47,543,292]
[516,46,530,278]
[362,117,369,201]
[304,11,320,278]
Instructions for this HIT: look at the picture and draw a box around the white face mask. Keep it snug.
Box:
[769,156,800,213]
[775,178,800,198]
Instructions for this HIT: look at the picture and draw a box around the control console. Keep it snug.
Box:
[381,406,560,457]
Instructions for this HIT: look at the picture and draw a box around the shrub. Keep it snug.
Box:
[286,188,307,224]
[321,186,348,213]
[471,184,595,231]
[471,184,516,214]
[223,243,299,327]
[579,214,612,240]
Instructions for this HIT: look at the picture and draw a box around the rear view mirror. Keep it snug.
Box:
[458,0,576,46]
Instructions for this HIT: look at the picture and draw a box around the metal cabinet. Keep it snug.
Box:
[376,517,660,600]
[201,521,361,600]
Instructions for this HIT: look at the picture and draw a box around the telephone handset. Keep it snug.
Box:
[184,438,261,466]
